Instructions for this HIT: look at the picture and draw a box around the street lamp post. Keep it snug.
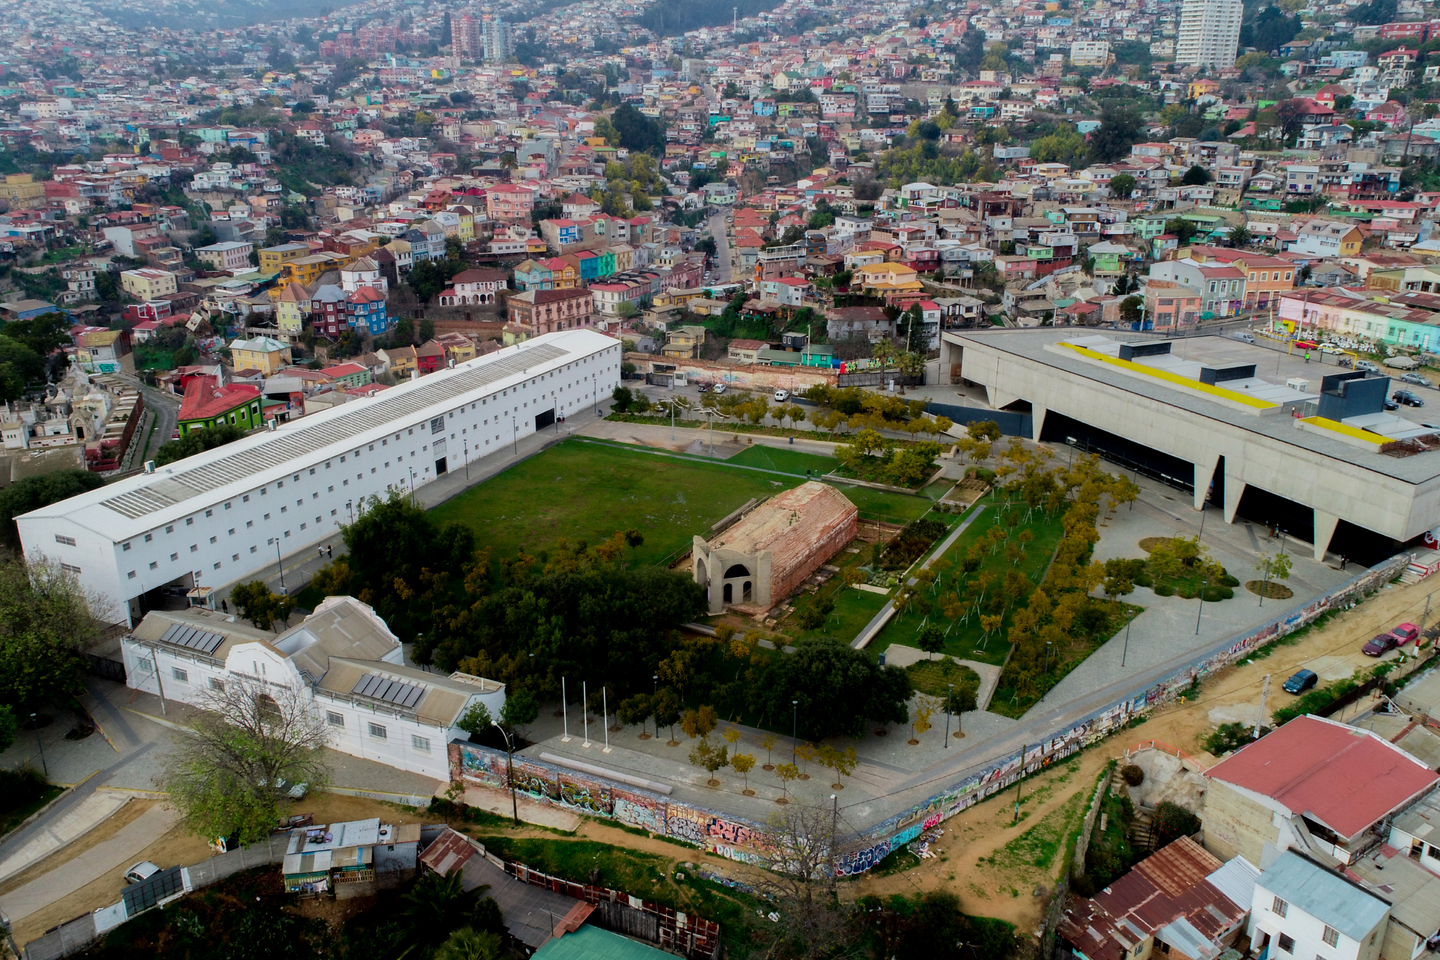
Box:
[275,535,285,591]
[408,467,416,505]
[1044,641,1052,679]
[944,684,952,748]
[345,500,353,524]
[491,722,520,825]
[512,417,518,455]
[463,440,469,479]
[31,713,46,777]
[792,700,799,764]
[652,675,659,739]
[1121,618,1133,667]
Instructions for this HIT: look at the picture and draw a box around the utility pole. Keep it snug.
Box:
[828,793,839,886]
[1255,674,1270,740]
[1418,593,1433,654]
[1013,744,1026,823]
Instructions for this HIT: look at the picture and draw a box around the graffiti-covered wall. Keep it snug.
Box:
[448,743,778,864]
[449,554,1410,877]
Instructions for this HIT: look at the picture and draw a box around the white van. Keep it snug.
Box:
[1231,331,1256,344]
[774,389,789,402]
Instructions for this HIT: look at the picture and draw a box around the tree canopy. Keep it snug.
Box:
[763,636,911,740]
[0,469,104,552]
[0,557,95,707]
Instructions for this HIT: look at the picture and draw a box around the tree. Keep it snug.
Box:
[608,103,665,154]
[756,802,851,956]
[774,761,798,803]
[402,869,504,953]
[1109,173,1136,199]
[893,891,984,960]
[762,636,911,739]
[916,623,945,658]
[681,704,718,742]
[1120,295,1145,326]
[761,731,778,769]
[501,689,539,735]
[0,704,14,754]
[434,928,501,960]
[160,676,330,844]
[653,687,682,744]
[155,423,247,466]
[618,693,653,737]
[1088,106,1143,162]
[1181,164,1211,185]
[1031,128,1087,167]
[457,702,493,739]
[689,738,729,785]
[611,385,633,412]
[1151,801,1202,848]
[1228,224,1253,247]
[0,557,95,708]
[0,469,105,552]
[1165,218,1200,244]
[229,580,296,632]
[732,752,756,793]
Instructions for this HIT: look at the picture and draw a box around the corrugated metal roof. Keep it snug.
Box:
[1258,851,1389,942]
[1207,715,1437,840]
[1206,857,1261,912]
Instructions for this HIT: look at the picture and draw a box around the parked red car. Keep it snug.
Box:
[1363,634,1398,657]
[1392,622,1420,644]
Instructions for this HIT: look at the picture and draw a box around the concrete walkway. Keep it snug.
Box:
[0,791,130,884]
[0,802,177,923]
[881,643,1002,712]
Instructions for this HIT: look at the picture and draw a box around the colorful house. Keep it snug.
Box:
[275,282,310,340]
[229,336,292,376]
[346,287,389,336]
[178,375,263,434]
[513,259,554,291]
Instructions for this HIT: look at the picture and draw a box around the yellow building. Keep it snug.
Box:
[228,336,292,376]
[119,268,178,301]
[452,207,476,242]
[0,174,45,209]
[854,261,923,295]
[280,253,348,288]
[275,282,310,339]
[259,243,311,274]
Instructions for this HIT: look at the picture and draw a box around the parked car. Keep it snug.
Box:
[1394,390,1425,407]
[712,383,726,395]
[773,389,789,402]
[1392,622,1420,644]
[1401,373,1433,387]
[1357,360,1382,373]
[1363,634,1398,656]
[1282,668,1319,694]
[1384,398,1400,411]
[1321,344,1345,355]
[1231,331,1257,343]
[124,861,161,884]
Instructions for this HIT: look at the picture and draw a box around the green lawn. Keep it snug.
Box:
[786,580,892,645]
[726,445,838,476]
[429,439,944,566]
[430,439,791,565]
[869,493,1068,667]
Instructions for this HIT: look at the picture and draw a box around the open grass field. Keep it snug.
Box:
[429,439,943,565]
[726,445,838,476]
[430,439,790,565]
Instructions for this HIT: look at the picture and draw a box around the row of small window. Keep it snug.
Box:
[1270,897,1341,947]
[324,711,429,751]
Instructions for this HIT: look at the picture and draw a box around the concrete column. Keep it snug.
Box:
[1194,452,1220,511]
[1031,405,1047,443]
[1223,480,1243,523]
[1312,510,1340,562]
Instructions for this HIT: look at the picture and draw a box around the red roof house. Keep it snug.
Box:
[1203,715,1437,864]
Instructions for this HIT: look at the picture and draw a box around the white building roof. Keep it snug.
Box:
[19,329,615,543]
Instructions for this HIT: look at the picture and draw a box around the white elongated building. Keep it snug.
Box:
[18,328,622,624]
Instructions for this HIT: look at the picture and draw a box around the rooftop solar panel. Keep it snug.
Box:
[158,621,225,655]
[352,672,425,708]
[100,342,570,520]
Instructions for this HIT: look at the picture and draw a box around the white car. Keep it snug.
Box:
[774,389,789,402]
[712,383,727,395]
[125,861,161,884]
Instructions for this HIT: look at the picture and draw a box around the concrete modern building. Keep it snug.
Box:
[18,329,622,624]
[693,481,857,614]
[1175,0,1242,69]
[122,597,504,781]
[940,329,1440,562]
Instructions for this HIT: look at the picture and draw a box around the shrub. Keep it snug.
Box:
[1119,764,1144,786]
[1219,573,1240,587]
[1152,801,1202,847]
[1153,583,1175,597]
[1204,722,1262,756]
[1071,874,1096,897]
[1202,585,1233,602]
[1176,583,1197,599]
